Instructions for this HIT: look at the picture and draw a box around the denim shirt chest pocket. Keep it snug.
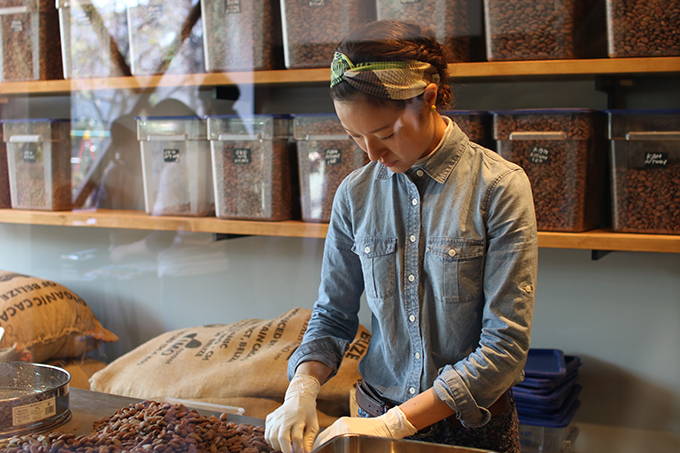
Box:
[425,238,485,303]
[352,237,398,300]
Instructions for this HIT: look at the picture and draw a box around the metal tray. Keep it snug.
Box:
[313,434,499,453]
[0,362,71,439]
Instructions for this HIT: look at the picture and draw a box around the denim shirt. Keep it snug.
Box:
[288,120,538,428]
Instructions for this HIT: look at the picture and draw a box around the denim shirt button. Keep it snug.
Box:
[411,198,418,205]
[409,235,416,242]
[448,249,457,257]
[409,387,416,395]
[409,315,416,322]
[416,169,424,177]
[364,246,371,254]
[415,352,421,360]
[408,274,415,282]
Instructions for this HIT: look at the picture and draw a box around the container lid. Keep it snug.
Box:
[136,116,207,141]
[605,109,680,140]
[0,0,43,14]
[491,109,602,140]
[292,113,349,141]
[441,110,488,116]
[523,349,567,378]
[206,114,291,141]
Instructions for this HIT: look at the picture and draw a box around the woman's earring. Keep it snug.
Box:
[431,105,437,112]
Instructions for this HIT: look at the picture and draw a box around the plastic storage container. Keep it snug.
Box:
[607,109,680,234]
[2,119,72,210]
[201,0,282,71]
[376,0,476,62]
[519,423,579,453]
[0,128,9,208]
[493,109,606,232]
[207,114,296,221]
[0,0,62,81]
[127,0,203,76]
[483,0,597,61]
[293,114,368,222]
[137,116,214,217]
[280,0,374,69]
[442,110,491,149]
[606,0,680,57]
[57,0,130,79]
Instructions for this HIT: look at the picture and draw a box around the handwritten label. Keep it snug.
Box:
[226,0,241,13]
[163,149,180,163]
[233,148,251,164]
[309,0,325,6]
[325,149,342,165]
[401,0,421,3]
[529,147,550,164]
[147,4,163,21]
[13,397,56,426]
[644,152,668,168]
[11,20,23,33]
[74,9,92,26]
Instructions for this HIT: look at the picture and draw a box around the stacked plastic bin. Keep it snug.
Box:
[442,110,492,150]
[514,349,582,453]
[0,127,9,208]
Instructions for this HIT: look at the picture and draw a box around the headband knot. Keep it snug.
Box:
[330,52,440,100]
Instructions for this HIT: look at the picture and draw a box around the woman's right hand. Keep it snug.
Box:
[265,374,321,453]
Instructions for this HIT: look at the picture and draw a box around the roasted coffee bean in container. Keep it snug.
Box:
[0,127,9,208]
[127,0,203,76]
[279,0,375,69]
[376,0,481,62]
[442,110,492,149]
[493,109,607,232]
[607,109,680,234]
[483,0,600,60]
[207,114,297,221]
[0,0,62,81]
[137,115,215,217]
[293,114,368,223]
[605,0,680,57]
[2,118,72,211]
[201,0,283,71]
[56,0,130,79]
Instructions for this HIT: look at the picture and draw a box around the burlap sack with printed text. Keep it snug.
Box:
[89,307,370,426]
[0,270,119,363]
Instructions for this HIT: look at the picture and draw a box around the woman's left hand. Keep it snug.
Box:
[312,406,417,449]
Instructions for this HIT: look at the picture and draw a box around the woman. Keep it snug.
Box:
[265,20,538,453]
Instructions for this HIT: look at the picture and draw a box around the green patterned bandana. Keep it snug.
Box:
[330,52,441,100]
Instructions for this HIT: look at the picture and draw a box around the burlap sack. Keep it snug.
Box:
[46,357,109,390]
[0,270,119,363]
[90,307,371,426]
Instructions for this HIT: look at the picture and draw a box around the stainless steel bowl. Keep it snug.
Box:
[313,434,499,453]
[0,362,71,439]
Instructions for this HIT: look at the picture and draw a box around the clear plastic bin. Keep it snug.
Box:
[442,110,491,148]
[207,114,295,221]
[493,109,606,232]
[2,119,72,210]
[607,109,680,234]
[376,0,475,62]
[127,0,203,76]
[57,0,130,79]
[0,0,62,81]
[137,116,214,217]
[0,129,9,208]
[201,0,282,71]
[484,0,597,61]
[293,114,368,222]
[519,423,579,453]
[280,0,374,69]
[606,0,680,57]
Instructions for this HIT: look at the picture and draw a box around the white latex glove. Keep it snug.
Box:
[265,374,321,453]
[312,406,417,450]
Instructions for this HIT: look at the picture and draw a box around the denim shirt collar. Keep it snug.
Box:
[376,119,468,184]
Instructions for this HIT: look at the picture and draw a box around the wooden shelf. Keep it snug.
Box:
[0,57,678,95]
[1,209,678,253]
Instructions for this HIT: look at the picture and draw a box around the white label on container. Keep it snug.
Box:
[10,19,22,33]
[309,0,325,6]
[401,0,421,3]
[226,0,241,14]
[74,9,92,26]
[325,149,342,165]
[12,396,56,426]
[529,147,549,164]
[163,149,180,163]
[233,148,251,164]
[644,152,668,168]
[147,4,163,21]
[23,145,37,163]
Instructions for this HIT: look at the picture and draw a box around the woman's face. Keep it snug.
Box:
[334,93,444,174]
